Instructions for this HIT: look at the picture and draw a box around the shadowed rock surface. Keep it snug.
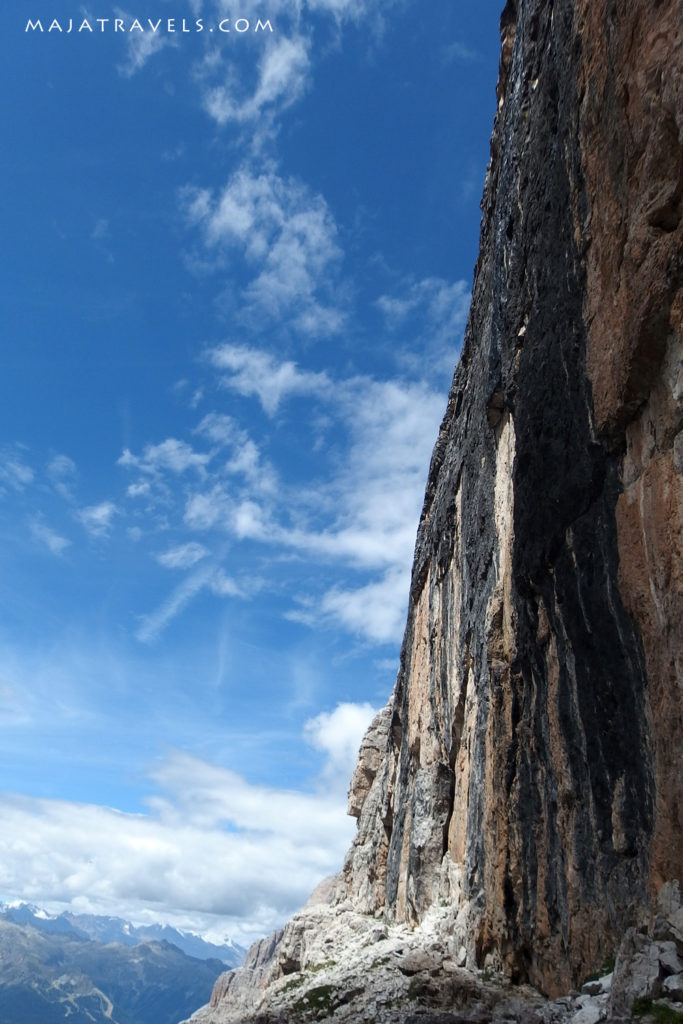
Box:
[183,0,682,1019]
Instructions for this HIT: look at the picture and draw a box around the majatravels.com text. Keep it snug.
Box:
[26,17,273,33]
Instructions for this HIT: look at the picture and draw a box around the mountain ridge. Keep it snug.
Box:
[0,902,245,966]
[0,911,235,1024]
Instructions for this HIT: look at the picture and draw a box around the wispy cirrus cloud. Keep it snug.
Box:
[442,39,480,64]
[47,454,77,500]
[194,415,279,495]
[0,447,34,493]
[114,8,176,77]
[120,343,444,646]
[29,517,72,557]
[183,168,344,334]
[135,566,210,643]
[377,275,470,373]
[208,342,331,415]
[204,35,311,126]
[156,541,209,569]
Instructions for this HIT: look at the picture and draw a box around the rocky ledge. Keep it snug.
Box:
[180,881,683,1023]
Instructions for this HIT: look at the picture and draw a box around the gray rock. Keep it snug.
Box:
[610,931,663,1016]
[670,908,683,954]
[570,1004,603,1024]
[662,975,683,1002]
[657,941,683,976]
[657,881,681,918]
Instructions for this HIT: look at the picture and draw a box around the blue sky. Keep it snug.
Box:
[1,0,501,946]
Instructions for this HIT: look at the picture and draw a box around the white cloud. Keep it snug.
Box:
[303,701,378,790]
[0,710,374,946]
[78,502,118,537]
[47,454,77,478]
[377,276,469,332]
[91,218,109,240]
[204,36,311,125]
[197,0,394,135]
[127,481,151,498]
[209,570,242,597]
[29,518,71,557]
[118,344,444,646]
[225,438,277,494]
[156,542,209,569]
[279,377,444,571]
[119,439,211,476]
[47,453,77,500]
[195,413,278,494]
[136,565,245,643]
[442,40,479,64]
[135,567,213,643]
[0,449,34,492]
[377,276,471,376]
[194,412,241,446]
[208,343,330,415]
[320,567,410,644]
[115,9,175,77]
[184,485,231,530]
[184,169,343,333]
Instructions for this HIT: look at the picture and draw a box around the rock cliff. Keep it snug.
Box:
[183,0,682,1018]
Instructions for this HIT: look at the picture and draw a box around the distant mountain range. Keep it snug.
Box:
[0,904,245,1024]
[0,903,245,966]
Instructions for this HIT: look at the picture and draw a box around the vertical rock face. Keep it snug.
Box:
[342,0,682,997]
[185,2,683,1019]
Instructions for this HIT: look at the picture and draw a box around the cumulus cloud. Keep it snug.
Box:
[0,707,374,945]
[319,567,410,644]
[303,701,378,790]
[78,502,118,537]
[276,375,444,572]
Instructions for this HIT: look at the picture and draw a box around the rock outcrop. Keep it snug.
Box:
[183,0,682,1018]
[339,0,683,996]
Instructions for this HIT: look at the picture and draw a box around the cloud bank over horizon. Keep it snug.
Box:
[0,701,379,946]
